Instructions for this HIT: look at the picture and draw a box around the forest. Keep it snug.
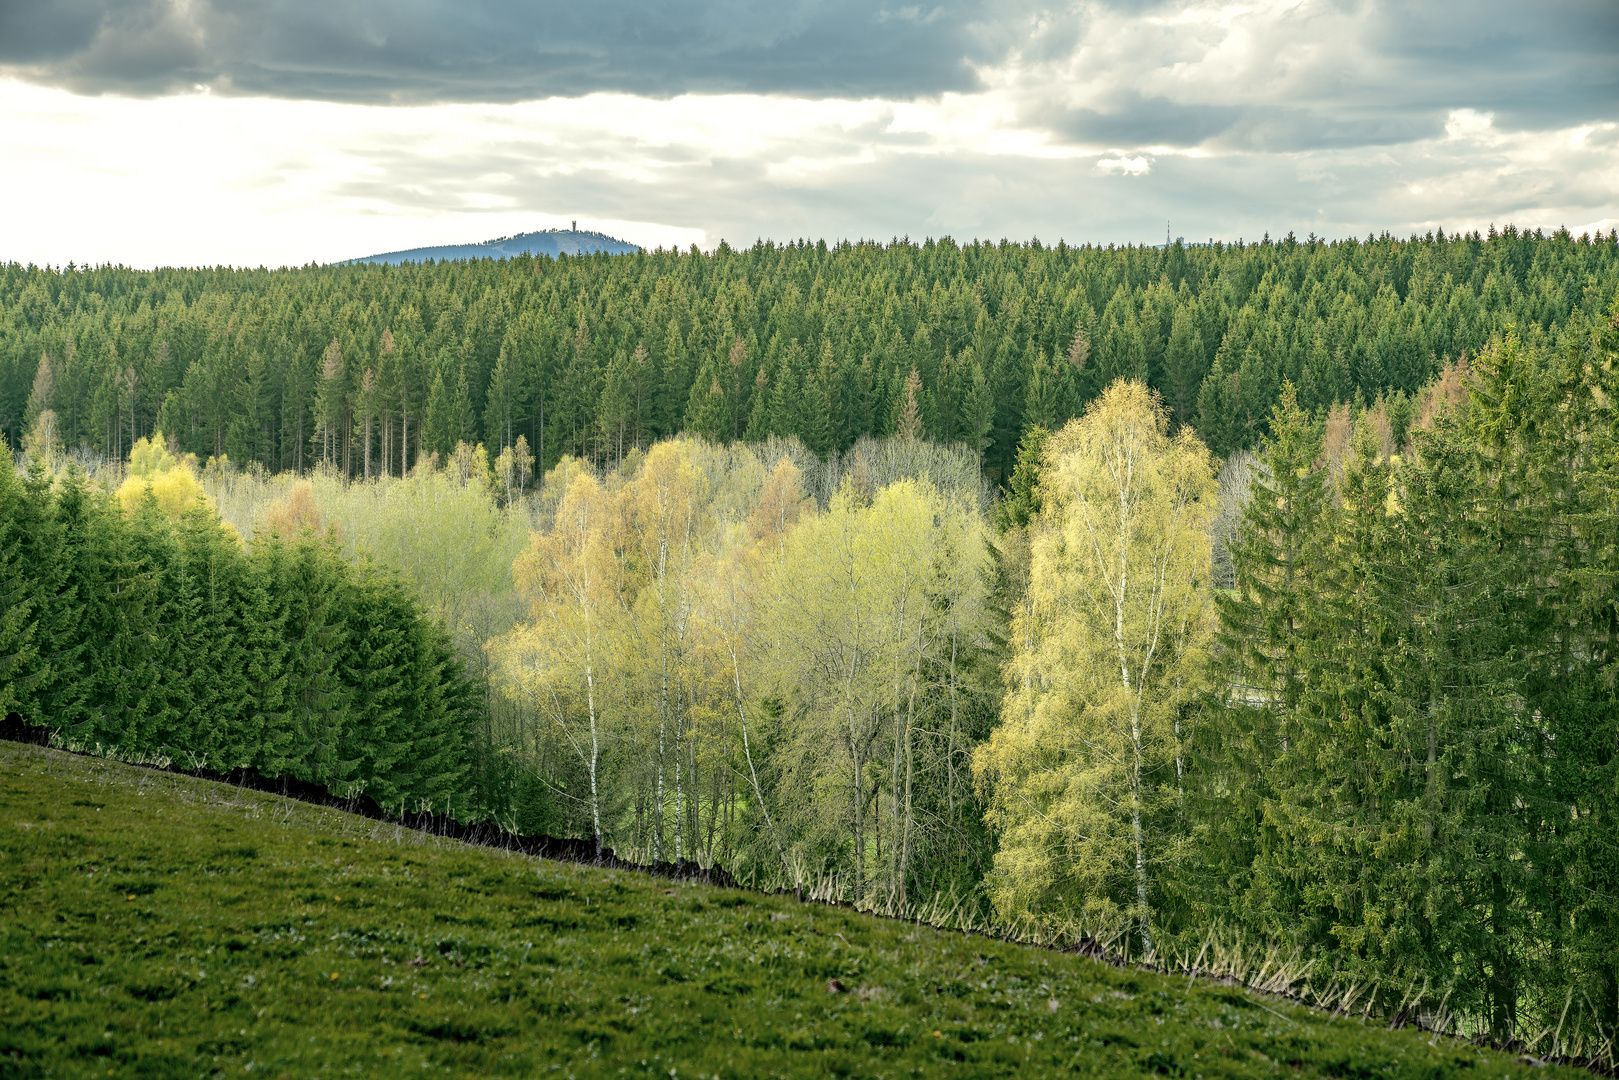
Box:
[0,227,1615,1059]
[6,225,1617,483]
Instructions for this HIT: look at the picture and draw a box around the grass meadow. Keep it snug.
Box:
[0,742,1573,1079]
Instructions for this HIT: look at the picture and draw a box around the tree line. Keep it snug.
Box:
[6,226,1616,489]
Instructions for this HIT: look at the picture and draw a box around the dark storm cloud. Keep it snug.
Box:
[0,0,1610,158]
[1048,95,1244,148]
[0,0,1029,102]
[1045,95,1439,153]
[1369,0,1617,129]
[1023,0,1615,152]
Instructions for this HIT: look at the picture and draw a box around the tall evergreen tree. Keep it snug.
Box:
[0,448,41,719]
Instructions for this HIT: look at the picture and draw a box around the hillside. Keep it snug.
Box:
[0,742,1569,1079]
[349,228,642,265]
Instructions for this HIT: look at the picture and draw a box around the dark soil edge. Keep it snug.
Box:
[0,713,735,886]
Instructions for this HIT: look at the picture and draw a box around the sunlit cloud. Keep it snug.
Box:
[0,1,1612,266]
[1096,156,1152,176]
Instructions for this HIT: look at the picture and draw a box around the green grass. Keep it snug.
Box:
[1,744,1571,1079]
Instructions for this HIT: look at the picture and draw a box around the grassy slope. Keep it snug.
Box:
[1,744,1564,1080]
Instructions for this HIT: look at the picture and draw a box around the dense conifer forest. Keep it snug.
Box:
[1,228,1615,1060]
[6,227,1616,483]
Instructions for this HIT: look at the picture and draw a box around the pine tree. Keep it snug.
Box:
[272,534,353,786]
[958,353,994,454]
[1216,384,1326,714]
[14,461,85,733]
[0,447,41,720]
[338,560,414,807]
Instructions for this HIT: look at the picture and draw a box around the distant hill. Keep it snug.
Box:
[348,227,640,265]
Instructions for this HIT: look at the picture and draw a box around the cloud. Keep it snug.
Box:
[2,77,1612,270]
[0,0,1033,102]
[3,0,1611,149]
[991,0,1617,153]
[1096,155,1151,175]
[0,3,1610,267]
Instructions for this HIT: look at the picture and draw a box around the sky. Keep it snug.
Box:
[1,0,1615,268]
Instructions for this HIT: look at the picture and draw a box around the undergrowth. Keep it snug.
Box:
[0,743,1585,1079]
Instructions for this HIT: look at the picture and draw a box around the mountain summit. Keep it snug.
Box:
[349,227,640,265]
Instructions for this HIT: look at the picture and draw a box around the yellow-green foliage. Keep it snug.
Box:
[2,743,1565,1079]
[205,463,530,643]
[487,436,997,888]
[115,431,208,520]
[767,476,991,899]
[976,381,1217,952]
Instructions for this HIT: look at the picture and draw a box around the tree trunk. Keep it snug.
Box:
[586,658,602,860]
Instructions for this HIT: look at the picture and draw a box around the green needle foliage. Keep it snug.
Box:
[5,228,1615,486]
[0,446,477,809]
[1185,305,1619,1047]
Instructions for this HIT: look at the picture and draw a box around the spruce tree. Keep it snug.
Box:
[1385,413,1527,1033]
[1216,383,1326,715]
[1467,319,1619,1036]
[58,472,163,751]
[243,539,291,773]
[1251,419,1402,977]
[16,461,86,734]
[991,426,1048,533]
[0,448,41,720]
[174,503,260,768]
[1185,385,1329,934]
[270,533,353,786]
[124,487,182,752]
[338,560,413,807]
[406,613,476,817]
[766,360,800,439]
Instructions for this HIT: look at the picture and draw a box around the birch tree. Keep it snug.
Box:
[622,440,707,862]
[499,471,618,856]
[976,379,1216,954]
[768,476,990,904]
